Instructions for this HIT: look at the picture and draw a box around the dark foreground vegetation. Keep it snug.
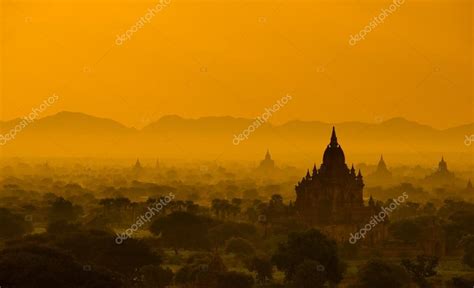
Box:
[0,166,474,287]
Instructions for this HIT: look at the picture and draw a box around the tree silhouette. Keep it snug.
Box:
[461,235,474,268]
[150,211,211,254]
[0,208,33,239]
[224,237,256,257]
[354,259,410,288]
[401,255,439,288]
[48,197,83,224]
[245,255,273,284]
[0,244,121,288]
[217,271,254,288]
[272,229,345,286]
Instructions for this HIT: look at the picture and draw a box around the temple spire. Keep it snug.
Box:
[265,149,271,160]
[330,126,338,146]
[438,156,448,172]
[378,154,388,170]
[134,158,142,171]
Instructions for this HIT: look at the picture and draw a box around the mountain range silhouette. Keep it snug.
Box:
[0,111,472,162]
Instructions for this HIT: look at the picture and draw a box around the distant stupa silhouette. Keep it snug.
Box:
[425,156,455,186]
[377,155,388,172]
[369,155,392,179]
[134,158,142,171]
[438,157,448,173]
[258,149,275,171]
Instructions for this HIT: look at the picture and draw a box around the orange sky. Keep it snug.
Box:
[1,0,472,129]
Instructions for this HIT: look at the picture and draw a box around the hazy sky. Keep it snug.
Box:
[1,0,472,129]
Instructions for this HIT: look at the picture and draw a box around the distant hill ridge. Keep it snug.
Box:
[0,111,468,131]
[0,111,472,159]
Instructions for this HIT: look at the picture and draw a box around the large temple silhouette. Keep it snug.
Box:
[295,127,386,243]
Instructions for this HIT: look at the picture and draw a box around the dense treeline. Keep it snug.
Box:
[1,166,474,287]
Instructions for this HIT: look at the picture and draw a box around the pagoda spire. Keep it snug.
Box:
[330,126,338,146]
[312,164,318,176]
[134,158,142,171]
[265,149,271,160]
[438,156,448,172]
[378,154,388,170]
